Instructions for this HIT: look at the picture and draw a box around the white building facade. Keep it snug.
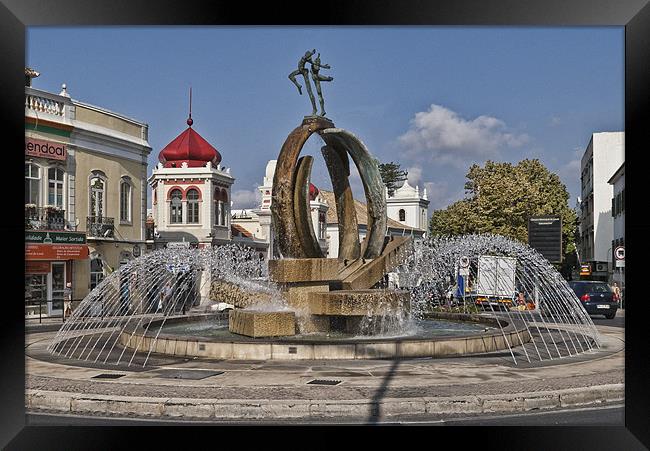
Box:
[579,132,624,281]
[386,180,430,231]
[608,162,625,289]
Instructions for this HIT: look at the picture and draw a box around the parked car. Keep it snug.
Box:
[568,280,618,319]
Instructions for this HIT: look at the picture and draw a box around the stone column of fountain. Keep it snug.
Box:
[228,116,412,338]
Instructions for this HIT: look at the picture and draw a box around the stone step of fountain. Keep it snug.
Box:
[228,309,296,338]
[268,258,341,283]
[341,236,412,290]
[307,289,410,316]
[268,237,412,288]
[335,257,366,280]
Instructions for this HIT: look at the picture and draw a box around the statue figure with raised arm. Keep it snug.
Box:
[288,49,318,116]
[310,53,334,117]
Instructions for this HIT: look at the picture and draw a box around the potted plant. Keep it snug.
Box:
[25,204,38,228]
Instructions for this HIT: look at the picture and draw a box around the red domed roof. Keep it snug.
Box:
[309,183,319,201]
[159,120,222,168]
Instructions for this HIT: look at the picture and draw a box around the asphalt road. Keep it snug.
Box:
[590,308,624,328]
[25,404,624,426]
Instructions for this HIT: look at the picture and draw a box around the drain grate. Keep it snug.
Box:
[307,379,341,386]
[92,373,126,379]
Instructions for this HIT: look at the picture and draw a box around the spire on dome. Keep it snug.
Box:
[186,87,193,127]
[158,89,223,168]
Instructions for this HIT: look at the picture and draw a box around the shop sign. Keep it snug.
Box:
[25,137,66,161]
[25,261,50,274]
[580,264,591,276]
[166,263,190,273]
[25,243,89,260]
[167,241,190,249]
[25,231,86,244]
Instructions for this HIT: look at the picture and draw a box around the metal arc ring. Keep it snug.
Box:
[271,119,387,259]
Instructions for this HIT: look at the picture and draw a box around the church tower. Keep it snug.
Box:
[386,180,430,232]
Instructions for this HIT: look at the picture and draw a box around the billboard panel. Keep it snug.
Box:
[528,216,562,263]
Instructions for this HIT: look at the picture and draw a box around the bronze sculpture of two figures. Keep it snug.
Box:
[288,49,333,117]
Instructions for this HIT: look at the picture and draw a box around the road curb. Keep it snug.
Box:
[26,384,624,420]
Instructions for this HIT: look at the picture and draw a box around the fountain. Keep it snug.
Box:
[47,51,601,367]
[47,233,600,366]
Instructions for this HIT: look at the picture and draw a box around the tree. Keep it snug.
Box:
[429,159,577,263]
[376,160,408,196]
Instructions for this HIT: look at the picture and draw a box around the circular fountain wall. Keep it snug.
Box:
[118,312,529,360]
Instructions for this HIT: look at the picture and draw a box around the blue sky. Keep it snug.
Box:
[27,27,624,211]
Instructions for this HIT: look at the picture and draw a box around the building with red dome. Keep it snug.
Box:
[148,111,234,248]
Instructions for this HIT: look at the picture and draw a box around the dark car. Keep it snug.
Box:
[568,281,618,319]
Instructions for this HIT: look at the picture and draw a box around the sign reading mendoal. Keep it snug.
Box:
[25,137,67,161]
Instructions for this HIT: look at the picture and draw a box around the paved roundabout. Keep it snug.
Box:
[24,322,624,423]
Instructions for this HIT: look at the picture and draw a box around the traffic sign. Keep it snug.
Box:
[615,246,625,260]
[166,263,190,273]
[459,256,470,268]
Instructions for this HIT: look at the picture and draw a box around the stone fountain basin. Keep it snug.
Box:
[118,312,531,360]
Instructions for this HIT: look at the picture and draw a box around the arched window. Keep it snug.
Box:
[25,163,41,205]
[120,178,132,223]
[169,189,183,224]
[89,176,106,218]
[186,188,200,224]
[319,211,326,239]
[221,190,228,226]
[48,167,65,208]
[399,209,406,222]
[214,188,226,226]
[213,188,221,226]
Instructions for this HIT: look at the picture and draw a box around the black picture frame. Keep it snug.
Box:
[3,0,648,448]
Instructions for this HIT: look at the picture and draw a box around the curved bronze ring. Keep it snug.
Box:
[271,118,387,259]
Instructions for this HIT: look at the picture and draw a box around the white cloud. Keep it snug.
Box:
[550,115,562,126]
[557,146,583,179]
[407,166,422,185]
[397,104,529,168]
[231,189,260,209]
[423,181,466,210]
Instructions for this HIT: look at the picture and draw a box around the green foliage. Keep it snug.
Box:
[376,160,408,196]
[429,159,577,262]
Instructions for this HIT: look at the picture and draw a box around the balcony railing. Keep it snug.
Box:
[87,216,115,238]
[25,206,69,231]
[25,90,66,117]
